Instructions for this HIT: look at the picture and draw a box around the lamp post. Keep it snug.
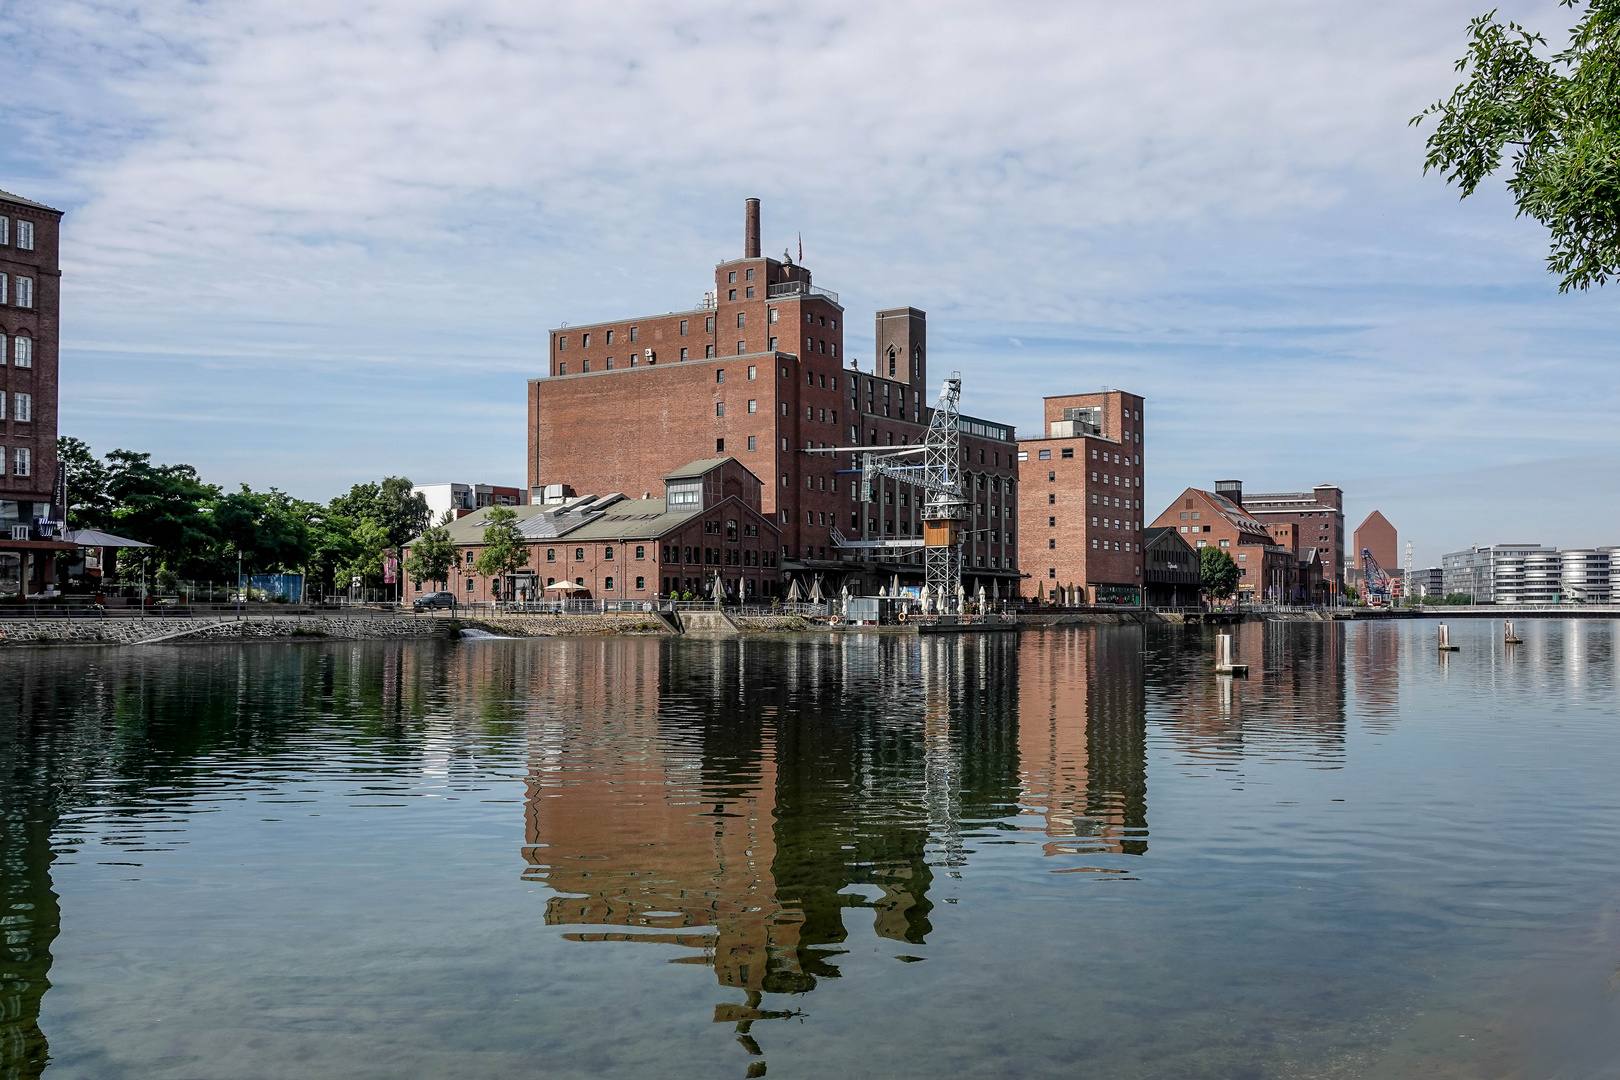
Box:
[236,549,243,620]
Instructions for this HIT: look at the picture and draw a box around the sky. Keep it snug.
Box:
[2,0,1614,567]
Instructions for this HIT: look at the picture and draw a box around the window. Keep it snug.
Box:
[728,271,737,283]
[635,576,645,590]
[605,357,613,369]
[746,365,756,380]
[716,438,725,452]
[747,435,757,451]
[1061,448,1074,459]
[1048,471,1055,481]
[574,548,584,561]
[16,274,33,308]
[680,320,689,335]
[1017,451,1028,462]
[582,333,591,347]
[737,313,746,329]
[1191,512,1200,520]
[716,368,725,383]
[604,576,615,590]
[1219,539,1230,548]
[630,326,638,342]
[737,341,746,354]
[8,338,25,369]
[546,548,556,562]
[16,220,32,250]
[705,345,716,358]
[582,359,590,373]
[680,348,689,361]
[1038,449,1051,460]
[728,290,736,301]
[705,316,715,333]
[604,546,614,560]
[1048,538,1056,549]
[745,399,756,414]
[12,394,29,423]
[0,217,6,244]
[558,336,566,352]
[1048,493,1055,505]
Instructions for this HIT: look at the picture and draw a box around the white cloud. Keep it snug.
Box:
[4,0,1614,553]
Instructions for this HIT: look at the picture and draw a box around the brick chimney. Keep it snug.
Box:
[745,198,760,258]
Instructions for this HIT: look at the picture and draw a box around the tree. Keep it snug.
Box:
[341,518,391,590]
[1200,546,1241,601]
[329,477,429,551]
[104,449,223,578]
[472,506,531,585]
[212,486,313,574]
[405,513,456,589]
[1414,1,1620,290]
[57,437,115,531]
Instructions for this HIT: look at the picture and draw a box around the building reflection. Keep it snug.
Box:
[1016,626,1148,858]
[518,633,1022,1066]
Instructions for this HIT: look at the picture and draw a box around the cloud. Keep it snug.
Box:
[3,0,1614,557]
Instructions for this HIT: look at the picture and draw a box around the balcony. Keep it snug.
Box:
[766,280,839,305]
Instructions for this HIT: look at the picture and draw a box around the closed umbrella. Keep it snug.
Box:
[977,584,987,612]
[808,576,824,604]
[956,584,966,613]
[786,578,803,602]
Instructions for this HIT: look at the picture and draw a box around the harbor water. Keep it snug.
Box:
[3,619,1619,1078]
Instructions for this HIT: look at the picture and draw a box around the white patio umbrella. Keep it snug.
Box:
[808,576,824,603]
[786,578,803,602]
[956,584,966,613]
[891,574,901,597]
[977,584,987,611]
[544,582,587,593]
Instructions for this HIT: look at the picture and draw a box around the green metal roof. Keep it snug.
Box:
[661,457,732,480]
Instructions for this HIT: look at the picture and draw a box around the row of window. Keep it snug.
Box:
[0,394,31,422]
[0,275,33,309]
[1,446,29,476]
[0,218,34,250]
[0,335,32,366]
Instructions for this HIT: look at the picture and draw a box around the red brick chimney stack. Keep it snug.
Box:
[745,198,761,258]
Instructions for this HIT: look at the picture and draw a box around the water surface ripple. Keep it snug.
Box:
[2,619,1619,1078]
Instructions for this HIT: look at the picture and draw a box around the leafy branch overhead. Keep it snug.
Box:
[1414,1,1620,290]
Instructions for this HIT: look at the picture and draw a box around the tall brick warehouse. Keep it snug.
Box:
[529,199,1022,596]
[0,189,66,596]
[1015,390,1146,604]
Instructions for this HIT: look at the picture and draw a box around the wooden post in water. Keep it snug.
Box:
[1215,632,1249,676]
[1438,623,1459,651]
[1503,620,1522,644]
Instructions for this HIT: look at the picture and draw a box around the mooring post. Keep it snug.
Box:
[1439,623,1459,651]
[1215,631,1249,677]
[1503,620,1522,644]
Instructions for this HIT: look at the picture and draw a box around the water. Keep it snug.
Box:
[3,620,1619,1079]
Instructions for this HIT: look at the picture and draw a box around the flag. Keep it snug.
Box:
[797,233,802,262]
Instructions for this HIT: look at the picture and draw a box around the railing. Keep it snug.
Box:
[765,280,839,305]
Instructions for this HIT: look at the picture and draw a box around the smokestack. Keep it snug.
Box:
[744,198,760,258]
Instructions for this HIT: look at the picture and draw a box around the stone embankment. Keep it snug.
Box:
[0,615,452,647]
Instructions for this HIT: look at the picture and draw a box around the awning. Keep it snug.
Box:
[64,529,154,549]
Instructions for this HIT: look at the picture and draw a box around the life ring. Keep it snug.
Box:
[897,611,908,623]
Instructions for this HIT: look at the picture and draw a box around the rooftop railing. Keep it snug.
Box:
[766,280,839,305]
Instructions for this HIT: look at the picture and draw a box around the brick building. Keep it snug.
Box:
[1015,390,1146,604]
[0,189,68,597]
[1239,482,1345,589]
[406,457,782,603]
[1353,511,1397,574]
[1148,484,1294,601]
[528,199,1021,597]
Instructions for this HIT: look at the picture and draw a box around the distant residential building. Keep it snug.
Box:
[413,482,523,522]
[1240,483,1345,586]
[1353,511,1397,573]
[405,457,781,602]
[1148,482,1294,601]
[1559,549,1610,603]
[1442,544,1559,603]
[1142,526,1200,607]
[1418,566,1444,597]
[1015,389,1146,604]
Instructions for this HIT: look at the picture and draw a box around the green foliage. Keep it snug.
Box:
[58,436,425,596]
[1414,1,1620,290]
[1199,546,1241,600]
[404,513,455,588]
[472,506,532,580]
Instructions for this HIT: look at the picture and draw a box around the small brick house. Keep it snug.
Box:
[405,457,782,603]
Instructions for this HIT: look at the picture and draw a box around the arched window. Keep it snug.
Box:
[887,346,896,378]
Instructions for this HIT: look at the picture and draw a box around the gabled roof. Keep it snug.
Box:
[1195,489,1272,537]
[1144,526,1193,551]
[662,457,733,480]
[0,188,61,212]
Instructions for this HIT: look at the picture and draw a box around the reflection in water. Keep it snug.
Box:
[3,621,1620,1078]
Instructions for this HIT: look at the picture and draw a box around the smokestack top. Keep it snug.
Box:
[745,198,760,258]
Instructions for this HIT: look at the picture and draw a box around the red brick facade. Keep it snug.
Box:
[1149,487,1294,600]
[1016,390,1145,603]
[529,202,1020,594]
[1353,511,1397,573]
[1241,484,1345,587]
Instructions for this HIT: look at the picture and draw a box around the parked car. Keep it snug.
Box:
[413,591,457,611]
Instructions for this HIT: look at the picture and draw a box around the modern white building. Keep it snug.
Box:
[1441,542,1619,604]
[412,482,524,523]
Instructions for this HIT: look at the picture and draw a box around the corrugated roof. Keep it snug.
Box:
[662,457,731,480]
[0,188,61,212]
[1199,490,1272,536]
[569,499,703,540]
